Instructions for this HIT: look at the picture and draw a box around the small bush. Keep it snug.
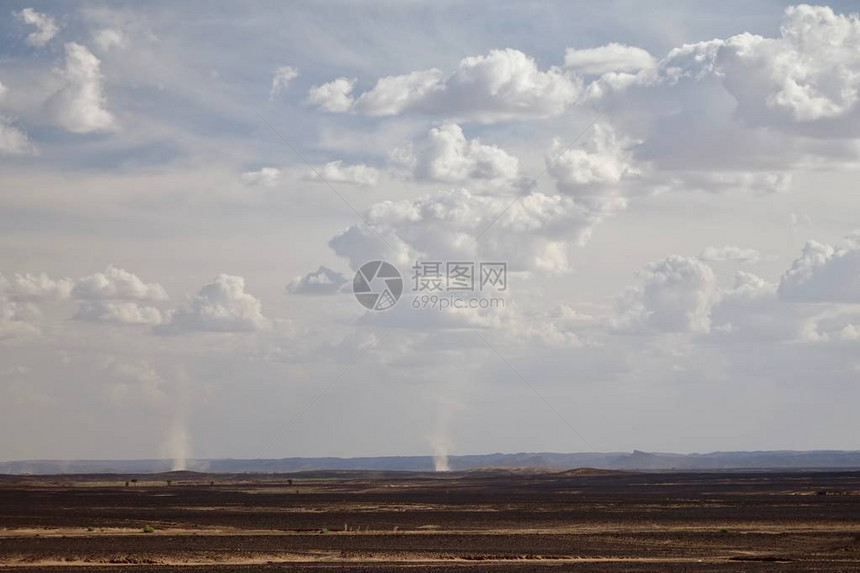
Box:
[142,525,155,534]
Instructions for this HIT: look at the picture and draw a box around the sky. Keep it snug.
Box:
[1,1,860,465]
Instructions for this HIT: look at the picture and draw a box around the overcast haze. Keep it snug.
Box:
[1,1,860,465]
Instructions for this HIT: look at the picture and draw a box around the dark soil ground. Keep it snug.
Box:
[1,469,859,571]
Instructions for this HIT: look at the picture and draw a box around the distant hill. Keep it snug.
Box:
[2,450,860,475]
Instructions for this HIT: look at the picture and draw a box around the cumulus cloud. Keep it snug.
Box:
[308,161,379,186]
[0,273,73,301]
[0,83,36,155]
[314,49,582,122]
[592,5,860,133]
[778,232,860,303]
[270,65,298,98]
[710,271,809,341]
[241,166,282,187]
[546,122,639,202]
[719,5,860,124]
[397,122,520,185]
[353,69,445,116]
[75,301,163,326]
[699,246,761,263]
[564,43,655,75]
[92,28,126,52]
[47,43,117,134]
[0,296,39,339]
[329,188,607,273]
[288,266,348,295]
[14,8,59,48]
[158,274,269,333]
[0,117,36,156]
[613,255,717,334]
[73,266,168,301]
[306,77,356,112]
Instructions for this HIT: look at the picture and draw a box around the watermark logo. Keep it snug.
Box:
[353,260,403,311]
[353,259,506,312]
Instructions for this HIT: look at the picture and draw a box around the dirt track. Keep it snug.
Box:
[1,470,859,571]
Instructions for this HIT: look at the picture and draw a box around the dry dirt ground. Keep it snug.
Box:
[1,469,859,571]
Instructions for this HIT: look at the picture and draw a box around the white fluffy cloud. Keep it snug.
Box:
[0,273,73,301]
[270,65,299,98]
[565,43,655,75]
[306,77,356,112]
[400,122,520,185]
[613,255,717,334]
[47,43,117,134]
[159,274,269,333]
[309,161,379,186]
[288,266,348,295]
[0,117,36,155]
[14,8,59,48]
[710,271,806,341]
[719,5,860,124]
[0,296,39,339]
[329,188,606,273]
[353,69,444,116]
[75,301,163,326]
[0,82,36,155]
[73,266,168,301]
[92,29,126,52]
[547,122,639,201]
[699,246,760,264]
[778,232,860,303]
[593,5,860,132]
[241,166,282,187]
[313,49,582,122]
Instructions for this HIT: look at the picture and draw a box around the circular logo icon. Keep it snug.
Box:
[353,261,403,311]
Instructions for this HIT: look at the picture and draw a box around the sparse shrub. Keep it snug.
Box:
[142,525,155,534]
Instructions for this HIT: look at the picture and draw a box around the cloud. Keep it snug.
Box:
[315,49,582,122]
[778,232,860,303]
[718,5,860,124]
[309,161,379,186]
[270,65,298,98]
[353,69,444,116]
[73,266,168,301]
[306,77,356,112]
[0,273,73,301]
[75,301,163,325]
[592,5,860,133]
[657,172,792,195]
[564,43,656,75]
[288,266,348,295]
[14,8,59,48]
[47,43,117,134]
[329,188,608,273]
[397,122,520,185]
[613,255,716,334]
[158,274,269,333]
[699,246,760,263]
[0,117,36,155]
[241,166,282,187]
[92,29,126,52]
[0,296,39,339]
[546,122,639,202]
[710,271,807,341]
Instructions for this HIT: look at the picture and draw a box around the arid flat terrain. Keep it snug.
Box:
[1,469,859,571]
